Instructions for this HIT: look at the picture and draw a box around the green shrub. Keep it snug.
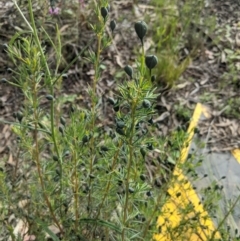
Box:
[0,0,238,240]
[151,0,216,87]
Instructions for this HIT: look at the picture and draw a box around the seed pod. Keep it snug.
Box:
[62,73,68,79]
[101,7,108,20]
[82,135,89,144]
[113,104,120,112]
[7,68,12,73]
[134,21,148,44]
[0,78,7,83]
[116,119,125,129]
[100,146,109,152]
[56,169,61,176]
[146,191,152,197]
[140,174,146,181]
[129,187,134,193]
[142,99,151,108]
[145,55,158,70]
[140,148,146,158]
[53,155,59,162]
[116,127,125,136]
[60,117,66,126]
[147,143,153,150]
[124,65,133,79]
[46,94,54,101]
[59,126,64,135]
[110,20,116,32]
[107,97,115,105]
[151,75,156,82]
[54,175,60,182]
[2,43,8,50]
[16,111,23,122]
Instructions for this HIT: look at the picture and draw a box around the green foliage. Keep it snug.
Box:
[0,0,239,240]
[1,0,163,240]
[151,0,216,87]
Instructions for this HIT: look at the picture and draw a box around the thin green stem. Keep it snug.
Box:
[73,150,79,231]
[87,28,102,217]
[17,0,64,231]
[13,0,33,32]
[32,79,63,234]
[210,194,240,241]
[95,141,123,219]
[140,43,145,85]
[122,102,138,241]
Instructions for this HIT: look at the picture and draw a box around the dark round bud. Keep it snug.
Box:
[56,169,61,176]
[134,21,148,44]
[100,146,109,152]
[146,191,152,197]
[53,155,59,162]
[60,117,66,126]
[147,143,153,150]
[116,127,125,136]
[59,126,64,135]
[113,104,120,112]
[0,78,7,83]
[151,75,156,82]
[140,174,146,181]
[16,111,23,122]
[116,119,125,129]
[124,65,133,79]
[54,175,60,182]
[110,20,116,32]
[129,187,134,193]
[142,99,151,108]
[140,148,146,158]
[145,55,158,70]
[82,135,89,144]
[62,73,68,79]
[2,43,8,50]
[107,97,115,105]
[7,68,13,73]
[101,7,108,20]
[46,95,54,101]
